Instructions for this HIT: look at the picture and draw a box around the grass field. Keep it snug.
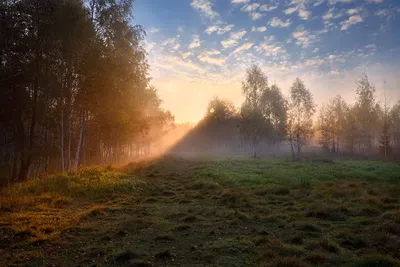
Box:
[1,157,400,266]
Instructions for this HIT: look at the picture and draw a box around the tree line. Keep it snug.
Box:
[0,0,173,184]
[178,65,400,161]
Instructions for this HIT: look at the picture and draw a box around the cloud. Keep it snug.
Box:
[322,8,344,20]
[230,31,247,40]
[340,15,363,30]
[250,12,263,20]
[259,4,278,12]
[161,38,176,47]
[191,0,219,19]
[292,28,317,47]
[366,0,383,3]
[302,57,325,67]
[313,0,325,6]
[254,36,288,59]
[252,26,267,32]
[285,0,311,20]
[205,24,234,35]
[299,9,311,20]
[241,3,260,12]
[203,49,221,56]
[221,39,237,49]
[328,0,354,3]
[197,54,225,66]
[232,42,254,54]
[256,43,286,58]
[231,0,250,3]
[240,2,277,20]
[221,30,247,48]
[284,7,297,15]
[182,52,192,59]
[347,7,362,15]
[156,55,204,74]
[376,8,389,17]
[365,44,377,50]
[188,35,201,49]
[269,17,292,28]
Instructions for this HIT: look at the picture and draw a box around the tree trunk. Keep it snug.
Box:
[11,150,18,182]
[74,111,85,170]
[60,98,65,172]
[67,113,71,170]
[19,77,39,181]
[252,137,257,159]
[296,133,301,161]
[289,132,295,161]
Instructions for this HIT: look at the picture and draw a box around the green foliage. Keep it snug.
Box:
[239,65,288,158]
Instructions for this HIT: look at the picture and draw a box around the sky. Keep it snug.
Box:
[134,0,400,123]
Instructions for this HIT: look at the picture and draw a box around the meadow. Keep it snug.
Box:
[1,157,400,266]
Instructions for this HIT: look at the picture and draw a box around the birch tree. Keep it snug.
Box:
[287,78,316,161]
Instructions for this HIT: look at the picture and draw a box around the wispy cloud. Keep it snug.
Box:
[239,2,277,20]
[221,30,247,49]
[197,53,225,66]
[253,35,288,60]
[161,38,176,47]
[269,17,291,28]
[284,7,297,15]
[252,26,267,32]
[347,7,363,15]
[259,4,278,12]
[365,44,377,50]
[232,42,254,54]
[340,15,363,30]
[322,8,344,21]
[205,24,234,35]
[191,0,219,19]
[231,0,250,3]
[250,12,263,20]
[366,0,383,3]
[285,0,311,20]
[292,27,317,47]
[188,35,201,49]
[241,3,260,12]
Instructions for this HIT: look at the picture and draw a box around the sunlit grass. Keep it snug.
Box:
[6,166,139,199]
[0,166,142,247]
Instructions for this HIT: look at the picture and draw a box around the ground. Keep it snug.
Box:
[1,157,400,267]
